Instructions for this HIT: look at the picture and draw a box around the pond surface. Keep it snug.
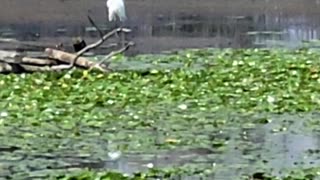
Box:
[1,112,320,179]
[1,0,320,54]
[102,113,320,179]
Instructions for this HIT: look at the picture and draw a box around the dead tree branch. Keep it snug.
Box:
[87,15,104,38]
[69,27,131,69]
[95,41,134,67]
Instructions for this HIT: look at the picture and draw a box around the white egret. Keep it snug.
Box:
[106,0,127,23]
[106,0,127,46]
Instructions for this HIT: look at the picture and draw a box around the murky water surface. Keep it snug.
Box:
[1,0,320,54]
[103,113,320,179]
[1,112,320,179]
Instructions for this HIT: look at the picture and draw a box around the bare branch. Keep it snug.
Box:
[70,27,131,68]
[87,15,104,38]
[95,41,135,67]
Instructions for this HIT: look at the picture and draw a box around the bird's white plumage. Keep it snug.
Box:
[106,0,127,22]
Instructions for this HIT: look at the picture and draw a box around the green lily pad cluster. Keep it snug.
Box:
[1,48,320,179]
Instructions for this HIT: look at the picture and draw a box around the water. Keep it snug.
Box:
[100,113,320,179]
[1,113,320,179]
[1,0,320,54]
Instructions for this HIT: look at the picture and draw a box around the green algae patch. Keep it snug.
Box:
[2,48,320,179]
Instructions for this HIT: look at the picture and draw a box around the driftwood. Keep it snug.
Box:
[0,50,24,64]
[0,15,134,74]
[0,62,15,73]
[21,57,57,65]
[20,64,72,72]
[45,48,98,68]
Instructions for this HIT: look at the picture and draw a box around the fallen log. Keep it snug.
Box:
[0,62,15,73]
[21,57,58,65]
[0,50,23,64]
[44,48,107,69]
[20,64,71,72]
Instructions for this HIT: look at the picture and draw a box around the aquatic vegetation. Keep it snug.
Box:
[2,48,320,179]
[53,166,320,180]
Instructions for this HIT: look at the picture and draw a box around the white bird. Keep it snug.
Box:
[106,0,127,22]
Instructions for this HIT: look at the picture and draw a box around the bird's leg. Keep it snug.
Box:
[109,20,120,46]
[114,29,120,39]
[120,26,125,48]
[114,20,124,48]
[119,21,126,48]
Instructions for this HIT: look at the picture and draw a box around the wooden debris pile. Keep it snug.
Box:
[0,16,134,74]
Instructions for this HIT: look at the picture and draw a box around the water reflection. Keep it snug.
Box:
[1,1,320,54]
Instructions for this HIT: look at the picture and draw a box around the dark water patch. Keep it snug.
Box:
[1,0,320,54]
[0,146,20,153]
